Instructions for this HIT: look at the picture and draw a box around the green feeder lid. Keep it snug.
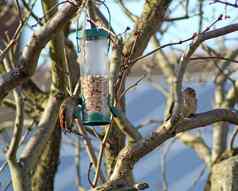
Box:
[83,112,110,126]
[80,28,108,40]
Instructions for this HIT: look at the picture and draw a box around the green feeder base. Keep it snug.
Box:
[83,112,110,126]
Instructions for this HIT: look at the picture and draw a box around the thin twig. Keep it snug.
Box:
[190,56,237,84]
[0,0,41,64]
[160,138,176,191]
[136,119,163,129]
[0,23,23,64]
[129,34,196,64]
[147,77,169,97]
[0,125,33,177]
[0,161,7,176]
[177,132,212,168]
[130,14,223,65]
[75,119,105,184]
[190,56,238,64]
[74,137,84,191]
[116,31,141,105]
[92,124,112,187]
[22,0,43,26]
[88,162,94,187]
[187,165,206,191]
[31,0,78,27]
[73,80,81,96]
[119,74,146,99]
[15,0,23,23]
[118,0,138,22]
[3,180,11,191]
[202,14,223,33]
[164,14,197,22]
[210,0,238,8]
[229,126,238,150]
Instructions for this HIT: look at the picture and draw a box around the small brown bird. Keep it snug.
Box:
[182,87,197,118]
[59,96,81,132]
[166,87,197,121]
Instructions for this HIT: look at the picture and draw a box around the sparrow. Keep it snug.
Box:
[166,87,197,121]
[59,96,81,132]
[182,87,197,118]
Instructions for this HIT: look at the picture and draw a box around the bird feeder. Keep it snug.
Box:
[78,28,111,126]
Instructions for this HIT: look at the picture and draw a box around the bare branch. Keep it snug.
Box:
[116,2,170,108]
[0,124,33,175]
[0,1,80,101]
[229,127,238,150]
[160,138,176,191]
[6,88,24,162]
[15,0,23,23]
[108,109,238,183]
[20,96,62,172]
[224,80,238,108]
[94,6,115,34]
[151,35,175,80]
[75,119,106,184]
[187,165,206,191]
[3,57,24,163]
[88,0,97,26]
[177,132,212,168]
[136,119,163,129]
[130,34,195,64]
[94,181,149,191]
[171,23,238,124]
[92,124,112,187]
[74,137,86,191]
[210,0,238,8]
[117,0,138,22]
[190,56,238,64]
[0,22,23,65]
[42,0,67,94]
[22,0,43,26]
[123,0,172,61]
[120,74,146,99]
[110,106,142,142]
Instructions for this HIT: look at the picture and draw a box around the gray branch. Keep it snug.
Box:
[0,1,79,101]
[108,109,238,184]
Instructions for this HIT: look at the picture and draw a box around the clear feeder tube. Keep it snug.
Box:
[80,36,109,124]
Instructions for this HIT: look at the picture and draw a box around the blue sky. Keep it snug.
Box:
[23,0,238,58]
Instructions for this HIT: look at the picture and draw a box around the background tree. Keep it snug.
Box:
[0,0,238,191]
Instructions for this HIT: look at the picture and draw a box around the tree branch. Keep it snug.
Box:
[117,0,138,22]
[0,1,79,101]
[177,132,212,168]
[110,106,142,142]
[75,119,106,183]
[211,0,238,8]
[171,23,238,124]
[20,95,62,173]
[123,0,172,61]
[107,109,238,184]
[6,89,24,162]
[3,59,24,163]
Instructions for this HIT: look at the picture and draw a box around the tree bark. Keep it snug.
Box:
[31,123,61,191]
[210,155,238,191]
[8,161,31,191]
